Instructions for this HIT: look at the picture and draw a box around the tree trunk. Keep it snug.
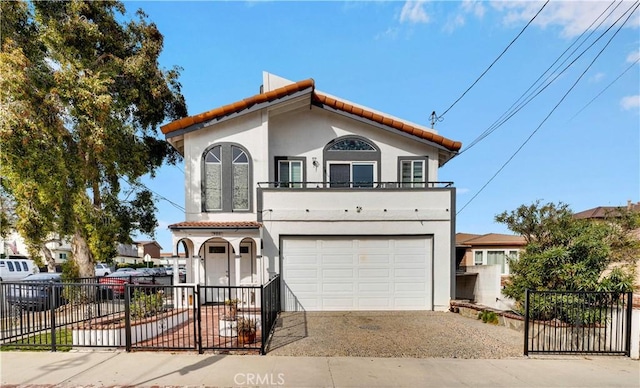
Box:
[72,229,94,277]
[41,245,56,273]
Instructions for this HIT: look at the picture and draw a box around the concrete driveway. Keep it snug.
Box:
[266,311,523,358]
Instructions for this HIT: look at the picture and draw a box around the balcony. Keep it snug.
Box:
[257,181,455,222]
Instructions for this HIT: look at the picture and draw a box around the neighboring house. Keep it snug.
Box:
[455,232,526,310]
[161,72,462,311]
[1,230,72,265]
[136,240,163,265]
[574,200,640,291]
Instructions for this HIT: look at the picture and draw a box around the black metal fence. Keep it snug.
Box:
[524,290,633,356]
[0,275,281,354]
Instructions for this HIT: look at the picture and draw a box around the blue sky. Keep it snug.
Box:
[126,1,640,253]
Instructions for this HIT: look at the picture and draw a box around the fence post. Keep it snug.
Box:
[260,282,266,355]
[624,292,632,357]
[196,285,202,354]
[49,283,56,352]
[523,289,530,356]
[125,284,131,352]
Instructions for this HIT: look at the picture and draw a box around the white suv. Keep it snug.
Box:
[94,263,110,277]
[0,256,39,281]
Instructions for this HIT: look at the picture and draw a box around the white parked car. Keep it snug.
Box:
[94,263,111,277]
[0,256,39,281]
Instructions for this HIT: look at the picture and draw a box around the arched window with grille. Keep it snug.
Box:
[202,143,252,212]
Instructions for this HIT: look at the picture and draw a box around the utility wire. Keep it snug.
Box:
[568,57,640,121]
[460,0,623,154]
[437,0,549,120]
[122,176,185,212]
[457,1,640,215]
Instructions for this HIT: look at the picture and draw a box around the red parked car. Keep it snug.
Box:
[98,270,155,298]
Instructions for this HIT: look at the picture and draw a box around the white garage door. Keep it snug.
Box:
[281,236,433,311]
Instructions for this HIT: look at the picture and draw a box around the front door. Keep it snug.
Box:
[204,242,233,303]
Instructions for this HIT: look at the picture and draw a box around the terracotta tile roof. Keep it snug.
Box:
[168,221,262,229]
[312,93,462,152]
[160,78,462,152]
[161,79,315,134]
[456,233,526,246]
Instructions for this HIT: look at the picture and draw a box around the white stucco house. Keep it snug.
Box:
[162,72,462,311]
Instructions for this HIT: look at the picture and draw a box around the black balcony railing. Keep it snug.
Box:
[258,181,454,189]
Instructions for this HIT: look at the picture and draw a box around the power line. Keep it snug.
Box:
[460,0,623,155]
[121,177,185,212]
[457,1,640,215]
[568,57,640,121]
[437,0,549,120]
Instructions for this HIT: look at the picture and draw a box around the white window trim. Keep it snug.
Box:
[277,159,303,187]
[400,159,425,188]
[472,249,519,275]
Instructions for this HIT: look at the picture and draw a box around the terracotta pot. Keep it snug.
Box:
[238,330,256,344]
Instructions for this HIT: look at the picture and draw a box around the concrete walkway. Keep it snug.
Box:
[1,351,638,387]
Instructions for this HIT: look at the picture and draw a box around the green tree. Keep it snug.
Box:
[496,201,638,307]
[0,1,187,276]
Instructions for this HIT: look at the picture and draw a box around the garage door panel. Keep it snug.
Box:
[358,254,390,264]
[322,283,354,292]
[359,268,391,278]
[285,269,319,279]
[283,236,432,311]
[395,283,425,292]
[322,268,354,278]
[321,239,355,249]
[357,239,391,249]
[322,254,354,265]
[284,239,319,249]
[395,254,428,264]
[358,283,391,292]
[287,255,319,265]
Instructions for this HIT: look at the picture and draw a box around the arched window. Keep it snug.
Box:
[323,136,380,188]
[203,143,252,211]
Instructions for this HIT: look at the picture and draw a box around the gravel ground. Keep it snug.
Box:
[266,311,523,358]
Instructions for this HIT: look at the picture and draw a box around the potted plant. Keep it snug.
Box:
[224,298,240,319]
[219,298,240,337]
[237,317,257,344]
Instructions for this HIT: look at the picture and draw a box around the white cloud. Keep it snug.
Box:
[400,1,430,24]
[620,95,640,111]
[462,0,486,19]
[589,72,605,83]
[491,1,640,38]
[375,27,400,40]
[627,49,640,63]
[443,14,465,33]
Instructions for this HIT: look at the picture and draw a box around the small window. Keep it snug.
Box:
[209,246,226,254]
[400,160,425,188]
[277,159,303,188]
[474,251,483,266]
[7,261,14,272]
[14,262,21,271]
[59,253,67,261]
[21,262,28,271]
[240,246,250,254]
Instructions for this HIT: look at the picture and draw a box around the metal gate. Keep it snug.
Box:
[524,290,632,356]
[0,276,281,354]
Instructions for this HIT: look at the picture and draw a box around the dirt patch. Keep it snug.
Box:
[266,311,523,358]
